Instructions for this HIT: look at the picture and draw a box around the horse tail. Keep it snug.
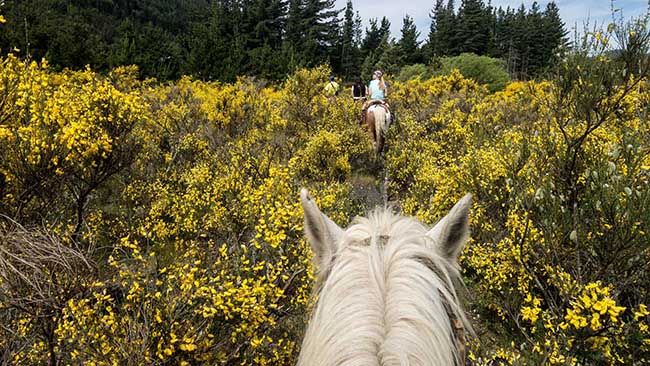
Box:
[370,106,386,154]
[366,108,376,140]
[372,106,388,137]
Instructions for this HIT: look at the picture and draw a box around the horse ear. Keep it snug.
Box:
[427,194,472,262]
[300,188,343,268]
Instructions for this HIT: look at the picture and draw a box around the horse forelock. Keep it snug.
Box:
[299,208,467,366]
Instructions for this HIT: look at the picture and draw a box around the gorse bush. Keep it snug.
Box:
[0,61,370,365]
[1,19,650,366]
[387,18,650,366]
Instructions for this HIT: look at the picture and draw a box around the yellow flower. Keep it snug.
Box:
[591,312,602,330]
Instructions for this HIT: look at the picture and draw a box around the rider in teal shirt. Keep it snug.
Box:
[367,70,386,100]
[361,70,392,128]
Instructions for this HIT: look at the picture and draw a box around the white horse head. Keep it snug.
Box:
[298,189,472,366]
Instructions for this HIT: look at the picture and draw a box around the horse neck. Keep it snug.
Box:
[298,212,463,366]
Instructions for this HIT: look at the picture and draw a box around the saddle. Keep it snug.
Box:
[366,99,390,113]
[361,99,390,126]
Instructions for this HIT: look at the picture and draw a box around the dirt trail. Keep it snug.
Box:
[349,153,400,212]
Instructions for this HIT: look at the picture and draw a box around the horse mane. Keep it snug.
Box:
[298,207,469,366]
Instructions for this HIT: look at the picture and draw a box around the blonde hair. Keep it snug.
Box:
[373,71,386,92]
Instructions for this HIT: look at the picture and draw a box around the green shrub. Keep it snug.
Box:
[436,53,510,92]
[397,63,428,82]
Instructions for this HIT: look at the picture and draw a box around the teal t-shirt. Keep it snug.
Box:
[368,80,385,100]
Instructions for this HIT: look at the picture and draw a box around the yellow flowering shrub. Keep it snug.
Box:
[386,45,650,364]
[1,59,368,365]
[0,54,147,238]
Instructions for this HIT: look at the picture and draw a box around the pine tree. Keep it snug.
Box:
[511,4,529,78]
[360,17,389,79]
[376,37,402,76]
[187,2,226,80]
[339,1,359,79]
[485,0,498,57]
[435,0,458,56]
[248,0,287,78]
[361,18,382,59]
[540,1,567,71]
[354,11,363,47]
[526,2,545,75]
[457,0,490,55]
[379,17,391,39]
[398,15,422,65]
[490,6,509,59]
[361,17,390,57]
[361,16,391,67]
[250,0,285,49]
[301,0,341,66]
[284,0,304,65]
[427,0,446,58]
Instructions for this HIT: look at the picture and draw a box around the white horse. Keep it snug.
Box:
[298,189,472,366]
[365,103,391,154]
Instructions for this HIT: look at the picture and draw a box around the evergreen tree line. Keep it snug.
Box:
[0,0,566,81]
[428,0,567,78]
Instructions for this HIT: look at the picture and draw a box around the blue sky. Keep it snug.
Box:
[334,0,649,41]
